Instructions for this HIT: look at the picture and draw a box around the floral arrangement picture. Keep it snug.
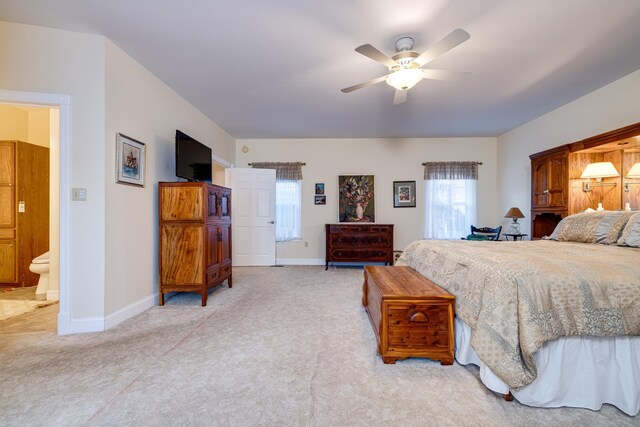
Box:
[338,175,375,222]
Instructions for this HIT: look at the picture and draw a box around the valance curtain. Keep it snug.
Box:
[423,162,478,239]
[251,162,304,242]
[250,162,304,180]
[423,161,478,180]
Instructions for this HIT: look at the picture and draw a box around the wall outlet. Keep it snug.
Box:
[72,188,87,201]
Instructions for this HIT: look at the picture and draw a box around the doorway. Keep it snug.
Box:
[0,89,71,335]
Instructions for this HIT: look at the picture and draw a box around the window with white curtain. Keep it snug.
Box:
[423,162,478,239]
[275,180,302,242]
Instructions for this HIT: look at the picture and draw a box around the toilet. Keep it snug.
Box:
[29,251,50,301]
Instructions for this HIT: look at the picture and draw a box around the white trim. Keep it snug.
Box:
[0,89,72,336]
[276,258,325,266]
[104,293,157,330]
[212,153,233,168]
[63,317,105,334]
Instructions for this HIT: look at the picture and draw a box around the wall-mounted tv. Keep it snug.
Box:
[175,130,212,183]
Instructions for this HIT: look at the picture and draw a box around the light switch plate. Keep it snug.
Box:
[72,188,87,201]
[18,201,25,213]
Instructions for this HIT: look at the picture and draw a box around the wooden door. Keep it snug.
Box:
[206,186,220,222]
[546,154,567,208]
[0,240,16,282]
[227,168,275,266]
[160,225,204,285]
[531,157,549,208]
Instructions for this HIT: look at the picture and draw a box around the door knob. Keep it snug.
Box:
[268,221,275,224]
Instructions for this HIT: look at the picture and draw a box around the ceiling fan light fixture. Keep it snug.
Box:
[386,68,424,91]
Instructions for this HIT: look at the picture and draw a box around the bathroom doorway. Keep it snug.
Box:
[0,89,71,335]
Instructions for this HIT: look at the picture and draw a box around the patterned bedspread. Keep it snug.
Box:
[396,239,640,389]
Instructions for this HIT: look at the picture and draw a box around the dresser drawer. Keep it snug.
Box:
[329,233,390,247]
[386,302,452,351]
[330,248,391,262]
[206,266,220,285]
[219,262,232,278]
[329,225,392,234]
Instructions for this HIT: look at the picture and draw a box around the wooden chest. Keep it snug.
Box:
[362,266,454,365]
[325,224,394,269]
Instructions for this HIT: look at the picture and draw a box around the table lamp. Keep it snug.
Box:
[504,207,525,233]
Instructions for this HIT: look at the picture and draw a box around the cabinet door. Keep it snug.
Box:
[206,224,221,267]
[219,189,231,221]
[531,157,549,208]
[160,225,204,285]
[0,240,16,282]
[0,142,15,228]
[546,155,567,208]
[206,187,220,222]
[219,222,232,264]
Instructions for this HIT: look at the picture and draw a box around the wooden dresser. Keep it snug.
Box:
[362,266,455,365]
[159,182,232,306]
[325,224,394,270]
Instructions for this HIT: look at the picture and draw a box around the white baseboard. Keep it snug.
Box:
[58,312,104,335]
[276,258,325,266]
[57,293,156,335]
[104,293,157,330]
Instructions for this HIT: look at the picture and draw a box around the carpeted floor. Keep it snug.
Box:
[0,266,636,426]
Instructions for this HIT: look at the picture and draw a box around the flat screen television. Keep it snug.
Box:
[175,130,212,183]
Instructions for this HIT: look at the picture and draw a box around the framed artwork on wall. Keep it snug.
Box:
[314,195,326,205]
[315,183,325,194]
[338,175,375,222]
[393,181,416,208]
[116,133,146,187]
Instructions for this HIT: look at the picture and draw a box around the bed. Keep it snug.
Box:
[396,212,640,415]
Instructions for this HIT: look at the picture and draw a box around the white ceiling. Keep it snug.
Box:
[2,0,640,139]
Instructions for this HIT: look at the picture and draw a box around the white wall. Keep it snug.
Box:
[237,137,498,262]
[104,40,235,317]
[0,21,106,321]
[497,69,640,235]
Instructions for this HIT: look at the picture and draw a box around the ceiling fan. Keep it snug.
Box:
[341,29,470,105]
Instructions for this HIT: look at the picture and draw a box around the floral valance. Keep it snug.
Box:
[423,161,479,180]
[250,162,304,180]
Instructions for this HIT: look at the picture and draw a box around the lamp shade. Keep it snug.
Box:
[386,68,424,90]
[627,162,640,178]
[504,207,525,219]
[580,162,620,179]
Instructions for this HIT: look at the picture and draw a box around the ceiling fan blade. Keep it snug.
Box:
[341,75,388,93]
[422,69,470,81]
[414,29,470,68]
[355,44,398,68]
[393,89,407,105]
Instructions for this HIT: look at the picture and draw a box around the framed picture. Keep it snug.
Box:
[315,183,325,194]
[116,133,146,187]
[393,181,416,208]
[314,195,326,205]
[338,175,375,222]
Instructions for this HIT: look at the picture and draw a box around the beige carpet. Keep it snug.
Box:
[0,266,636,426]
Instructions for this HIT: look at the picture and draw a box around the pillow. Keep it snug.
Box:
[546,211,634,244]
[617,212,640,247]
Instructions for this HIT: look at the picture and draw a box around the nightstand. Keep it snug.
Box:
[503,233,528,241]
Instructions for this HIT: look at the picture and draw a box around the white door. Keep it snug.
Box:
[226,168,276,266]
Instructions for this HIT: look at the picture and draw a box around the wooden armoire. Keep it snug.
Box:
[158,182,232,306]
[0,141,49,286]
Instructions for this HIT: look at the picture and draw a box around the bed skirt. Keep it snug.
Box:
[455,317,640,416]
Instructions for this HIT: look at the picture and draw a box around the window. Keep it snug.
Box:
[275,180,301,242]
[423,162,478,239]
